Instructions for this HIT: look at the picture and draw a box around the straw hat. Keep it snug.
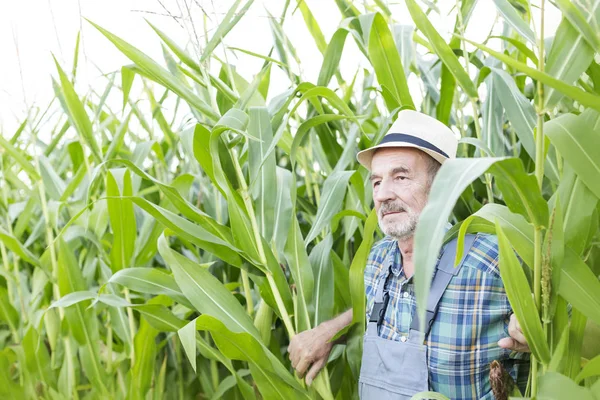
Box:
[357,109,459,170]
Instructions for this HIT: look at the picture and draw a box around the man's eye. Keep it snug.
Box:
[395,176,407,181]
[373,181,380,187]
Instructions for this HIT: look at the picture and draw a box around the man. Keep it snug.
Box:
[288,110,530,399]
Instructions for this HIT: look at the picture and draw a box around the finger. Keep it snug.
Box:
[296,356,312,377]
[498,337,530,352]
[513,315,523,334]
[305,358,326,386]
[508,324,527,345]
[290,350,301,369]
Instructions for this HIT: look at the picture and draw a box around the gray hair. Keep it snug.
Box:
[425,154,441,188]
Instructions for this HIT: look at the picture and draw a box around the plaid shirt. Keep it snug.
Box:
[364,233,529,399]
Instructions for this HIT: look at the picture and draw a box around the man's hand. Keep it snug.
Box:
[498,313,530,352]
[287,323,335,386]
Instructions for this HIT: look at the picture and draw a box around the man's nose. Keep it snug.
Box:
[373,180,395,203]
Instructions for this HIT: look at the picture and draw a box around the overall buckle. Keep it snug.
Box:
[369,293,390,325]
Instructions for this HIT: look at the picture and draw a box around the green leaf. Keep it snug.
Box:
[227,193,262,267]
[368,13,414,110]
[392,24,416,78]
[490,68,536,160]
[491,0,535,44]
[305,170,354,245]
[537,371,595,400]
[309,234,334,326]
[53,56,102,161]
[0,134,39,180]
[88,20,219,122]
[158,235,260,339]
[564,307,587,379]
[200,0,254,63]
[347,209,378,376]
[248,107,276,243]
[49,291,97,309]
[554,0,600,52]
[128,319,158,400]
[481,74,505,157]
[283,218,314,332]
[545,110,600,198]
[107,169,136,272]
[559,248,600,326]
[496,222,551,365]
[109,158,232,241]
[272,167,293,256]
[489,158,549,227]
[0,287,18,332]
[463,38,600,112]
[290,114,351,167]
[317,28,349,87]
[195,315,309,399]
[178,318,198,372]
[545,195,564,321]
[129,196,243,267]
[22,327,57,392]
[0,350,24,398]
[548,325,569,373]
[0,227,40,267]
[437,66,456,125]
[576,353,600,383]
[57,238,107,393]
[453,203,534,268]
[134,304,186,332]
[147,20,201,73]
[107,268,191,308]
[543,1,600,108]
[296,0,327,54]
[406,0,477,99]
[121,66,135,111]
[552,164,598,255]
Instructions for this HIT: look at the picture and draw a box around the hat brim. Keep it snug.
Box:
[356,141,448,171]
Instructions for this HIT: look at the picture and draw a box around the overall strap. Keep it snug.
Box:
[410,234,477,336]
[366,244,396,336]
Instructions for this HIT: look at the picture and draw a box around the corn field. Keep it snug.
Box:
[2,0,600,399]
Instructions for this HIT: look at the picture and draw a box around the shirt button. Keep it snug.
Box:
[402,292,409,298]
[400,336,407,342]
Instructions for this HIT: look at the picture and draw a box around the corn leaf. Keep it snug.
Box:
[367,13,414,110]
[107,169,136,271]
[464,38,600,112]
[406,0,477,99]
[559,248,600,326]
[496,222,551,365]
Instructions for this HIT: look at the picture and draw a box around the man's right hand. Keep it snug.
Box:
[287,323,335,386]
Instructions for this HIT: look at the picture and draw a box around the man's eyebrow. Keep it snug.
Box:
[369,166,410,181]
[390,166,409,175]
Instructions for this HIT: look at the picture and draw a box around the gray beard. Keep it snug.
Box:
[377,201,419,240]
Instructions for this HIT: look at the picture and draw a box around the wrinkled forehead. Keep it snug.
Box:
[370,147,426,176]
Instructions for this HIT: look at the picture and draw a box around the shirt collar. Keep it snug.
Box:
[385,222,453,277]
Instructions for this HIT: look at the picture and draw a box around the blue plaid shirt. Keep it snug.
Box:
[364,233,529,399]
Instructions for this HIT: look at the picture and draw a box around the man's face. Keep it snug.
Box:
[370,147,432,240]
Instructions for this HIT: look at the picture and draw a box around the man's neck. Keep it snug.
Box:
[397,236,414,278]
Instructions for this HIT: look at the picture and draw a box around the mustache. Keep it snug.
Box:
[378,201,408,216]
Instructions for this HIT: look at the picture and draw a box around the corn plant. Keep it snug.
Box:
[1,1,600,399]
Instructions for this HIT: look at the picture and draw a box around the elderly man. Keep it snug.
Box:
[288,110,530,399]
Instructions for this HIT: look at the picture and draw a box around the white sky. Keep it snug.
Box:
[0,0,562,136]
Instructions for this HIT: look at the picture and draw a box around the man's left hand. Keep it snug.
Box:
[498,314,530,352]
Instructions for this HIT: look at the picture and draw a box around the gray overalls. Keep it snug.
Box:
[359,235,477,399]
